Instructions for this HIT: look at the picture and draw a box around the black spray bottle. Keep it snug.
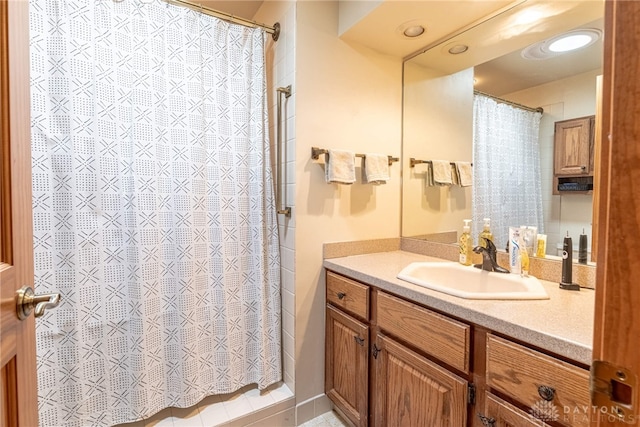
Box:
[559,231,580,291]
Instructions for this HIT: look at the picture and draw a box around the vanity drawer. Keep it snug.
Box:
[486,334,591,427]
[326,271,370,320]
[376,291,470,373]
[482,393,552,426]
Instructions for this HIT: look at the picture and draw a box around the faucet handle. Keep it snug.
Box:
[484,238,498,255]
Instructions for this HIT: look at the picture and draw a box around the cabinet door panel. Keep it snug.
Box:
[374,333,467,427]
[325,305,369,427]
[554,116,594,175]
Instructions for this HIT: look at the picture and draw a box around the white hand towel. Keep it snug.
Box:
[428,160,452,186]
[454,161,473,187]
[364,153,390,184]
[325,149,356,184]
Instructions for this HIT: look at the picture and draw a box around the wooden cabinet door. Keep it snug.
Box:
[478,393,550,427]
[0,1,38,426]
[373,333,467,427]
[554,116,594,175]
[325,305,369,427]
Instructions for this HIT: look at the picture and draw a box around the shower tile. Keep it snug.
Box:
[244,387,276,411]
[198,395,229,426]
[171,406,203,427]
[266,383,293,402]
[222,393,253,421]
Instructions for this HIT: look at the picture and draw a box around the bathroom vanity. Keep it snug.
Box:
[323,250,594,427]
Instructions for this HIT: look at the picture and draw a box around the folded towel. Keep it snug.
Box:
[427,160,452,186]
[325,149,356,184]
[364,153,390,185]
[454,161,473,187]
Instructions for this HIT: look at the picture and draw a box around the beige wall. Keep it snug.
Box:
[402,63,474,238]
[294,0,402,422]
[504,69,599,255]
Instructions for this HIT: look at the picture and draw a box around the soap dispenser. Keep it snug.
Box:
[478,218,493,248]
[459,219,473,266]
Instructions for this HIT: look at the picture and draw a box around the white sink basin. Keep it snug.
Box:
[397,262,549,300]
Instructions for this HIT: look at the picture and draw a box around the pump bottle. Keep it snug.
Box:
[459,219,473,266]
[478,218,493,248]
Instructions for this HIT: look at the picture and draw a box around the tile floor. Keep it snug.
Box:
[118,383,294,427]
[298,411,349,427]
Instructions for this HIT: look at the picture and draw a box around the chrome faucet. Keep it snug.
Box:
[473,238,509,273]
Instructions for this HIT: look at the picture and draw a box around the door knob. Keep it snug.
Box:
[15,286,61,320]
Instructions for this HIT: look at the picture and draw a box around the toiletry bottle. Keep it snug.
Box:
[508,227,521,274]
[519,234,530,278]
[578,228,588,264]
[459,219,473,266]
[478,218,493,248]
[536,234,547,258]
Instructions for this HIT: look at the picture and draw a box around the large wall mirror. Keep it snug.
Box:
[402,0,603,262]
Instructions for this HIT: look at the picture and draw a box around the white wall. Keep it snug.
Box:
[294,0,402,423]
[504,69,599,254]
[402,64,474,238]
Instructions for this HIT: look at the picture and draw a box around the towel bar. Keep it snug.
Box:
[311,147,399,166]
[410,158,473,168]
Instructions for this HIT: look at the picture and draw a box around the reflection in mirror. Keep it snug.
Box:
[401,0,603,262]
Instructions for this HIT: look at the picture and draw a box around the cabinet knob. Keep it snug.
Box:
[477,413,496,426]
[354,336,365,346]
[538,385,556,401]
[337,292,346,300]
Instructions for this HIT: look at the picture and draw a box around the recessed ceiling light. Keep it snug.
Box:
[403,25,425,38]
[549,34,593,52]
[522,28,601,60]
[448,44,469,55]
[396,20,426,39]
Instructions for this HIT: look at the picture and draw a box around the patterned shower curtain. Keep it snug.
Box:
[472,94,544,249]
[30,0,281,425]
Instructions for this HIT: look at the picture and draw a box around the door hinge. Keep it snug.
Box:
[372,344,381,359]
[591,360,636,424]
[467,383,476,405]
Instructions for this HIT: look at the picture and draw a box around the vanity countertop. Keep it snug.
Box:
[323,250,594,365]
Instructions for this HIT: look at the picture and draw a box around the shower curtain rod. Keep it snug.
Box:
[474,90,544,114]
[163,0,280,41]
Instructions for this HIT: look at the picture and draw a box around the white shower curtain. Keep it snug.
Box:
[30,1,281,425]
[472,94,544,249]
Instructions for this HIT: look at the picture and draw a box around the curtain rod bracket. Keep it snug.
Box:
[272,22,280,41]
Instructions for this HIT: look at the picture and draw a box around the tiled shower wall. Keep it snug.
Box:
[256,1,296,393]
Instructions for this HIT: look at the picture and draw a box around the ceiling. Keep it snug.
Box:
[339,0,515,59]
[473,17,603,95]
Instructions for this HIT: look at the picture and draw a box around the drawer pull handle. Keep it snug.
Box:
[538,385,556,401]
[477,413,496,426]
[354,336,365,346]
[337,292,346,300]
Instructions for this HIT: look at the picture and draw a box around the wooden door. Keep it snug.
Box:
[325,305,369,427]
[0,1,38,425]
[592,0,640,425]
[373,333,467,427]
